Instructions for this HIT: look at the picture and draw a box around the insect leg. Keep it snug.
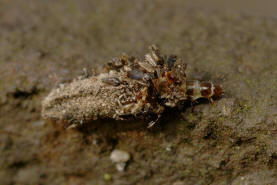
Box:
[147,114,161,128]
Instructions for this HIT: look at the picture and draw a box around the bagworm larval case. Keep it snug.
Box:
[42,45,222,127]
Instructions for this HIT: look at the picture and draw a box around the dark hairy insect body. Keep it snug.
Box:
[42,45,222,127]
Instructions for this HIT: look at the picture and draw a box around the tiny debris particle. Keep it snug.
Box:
[166,145,172,152]
[101,77,121,86]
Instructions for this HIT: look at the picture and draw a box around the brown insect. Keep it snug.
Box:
[42,45,222,128]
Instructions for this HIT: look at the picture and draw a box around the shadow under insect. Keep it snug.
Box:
[75,98,213,136]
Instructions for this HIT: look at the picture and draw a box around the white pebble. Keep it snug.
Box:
[110,149,130,163]
[110,149,130,171]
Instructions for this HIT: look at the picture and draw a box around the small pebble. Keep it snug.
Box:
[103,173,112,181]
[166,145,172,152]
[110,149,130,171]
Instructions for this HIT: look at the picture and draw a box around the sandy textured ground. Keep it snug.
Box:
[0,0,276,184]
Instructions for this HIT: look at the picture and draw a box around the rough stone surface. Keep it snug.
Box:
[0,0,276,185]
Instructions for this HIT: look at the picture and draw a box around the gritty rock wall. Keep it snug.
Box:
[0,0,276,185]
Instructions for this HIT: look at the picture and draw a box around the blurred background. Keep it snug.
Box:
[188,0,277,17]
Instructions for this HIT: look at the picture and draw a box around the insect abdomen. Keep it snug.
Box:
[186,80,222,101]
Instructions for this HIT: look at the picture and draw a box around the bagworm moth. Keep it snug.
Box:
[42,45,222,127]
